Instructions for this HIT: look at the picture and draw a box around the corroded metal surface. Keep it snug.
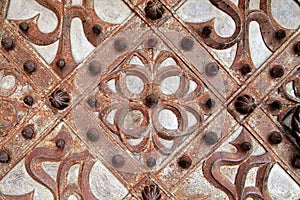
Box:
[0,0,299,199]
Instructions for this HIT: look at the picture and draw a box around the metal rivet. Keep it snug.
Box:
[23,60,36,73]
[203,132,219,145]
[294,42,300,54]
[142,184,161,200]
[240,64,252,75]
[1,37,14,50]
[270,65,284,78]
[202,26,212,37]
[112,155,124,168]
[86,128,99,142]
[269,100,282,110]
[0,150,10,163]
[92,24,102,35]
[114,38,127,52]
[275,29,286,40]
[181,37,194,51]
[144,1,164,20]
[22,125,34,139]
[178,155,192,169]
[23,95,34,106]
[235,95,256,114]
[268,131,282,144]
[56,59,65,69]
[87,96,96,108]
[205,98,215,109]
[241,142,251,151]
[147,37,157,48]
[144,94,158,108]
[88,63,101,75]
[49,90,70,110]
[292,156,300,168]
[146,157,156,168]
[19,22,29,32]
[55,139,65,148]
[205,62,219,76]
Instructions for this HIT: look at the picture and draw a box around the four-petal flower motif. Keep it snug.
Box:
[96,50,213,155]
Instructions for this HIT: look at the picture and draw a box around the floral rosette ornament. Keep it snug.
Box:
[96,49,213,155]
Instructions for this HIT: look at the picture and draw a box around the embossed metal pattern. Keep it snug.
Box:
[0,0,299,199]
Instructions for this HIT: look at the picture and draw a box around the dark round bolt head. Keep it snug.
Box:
[205,62,219,76]
[56,59,65,69]
[144,1,164,20]
[147,37,157,48]
[1,37,14,50]
[235,94,256,115]
[114,38,127,52]
[23,95,34,106]
[146,157,156,168]
[144,94,158,108]
[87,96,96,108]
[142,184,161,200]
[181,37,194,51]
[270,65,284,78]
[240,64,252,75]
[178,155,192,169]
[205,98,215,109]
[294,42,300,54]
[0,150,10,163]
[23,60,36,73]
[88,63,101,75]
[203,132,219,145]
[50,90,70,110]
[55,138,65,148]
[269,100,282,110]
[275,29,286,40]
[22,125,34,139]
[241,142,251,151]
[268,131,282,144]
[86,128,99,142]
[112,154,125,168]
[19,22,29,32]
[92,24,102,35]
[202,26,212,37]
[292,156,300,168]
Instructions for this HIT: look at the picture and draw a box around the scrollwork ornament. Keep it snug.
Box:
[278,70,300,147]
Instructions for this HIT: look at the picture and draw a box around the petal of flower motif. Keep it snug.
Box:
[278,71,300,147]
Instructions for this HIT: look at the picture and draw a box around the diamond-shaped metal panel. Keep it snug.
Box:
[0,0,299,199]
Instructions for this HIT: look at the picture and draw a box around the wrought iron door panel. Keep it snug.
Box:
[0,0,299,199]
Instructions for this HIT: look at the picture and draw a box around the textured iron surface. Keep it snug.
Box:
[0,0,299,199]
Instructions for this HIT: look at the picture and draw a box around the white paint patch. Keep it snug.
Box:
[30,41,59,64]
[89,161,128,199]
[249,21,272,68]
[94,0,132,24]
[70,18,95,63]
[7,0,57,33]
[177,0,236,37]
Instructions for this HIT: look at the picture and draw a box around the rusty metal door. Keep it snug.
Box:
[0,0,299,199]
